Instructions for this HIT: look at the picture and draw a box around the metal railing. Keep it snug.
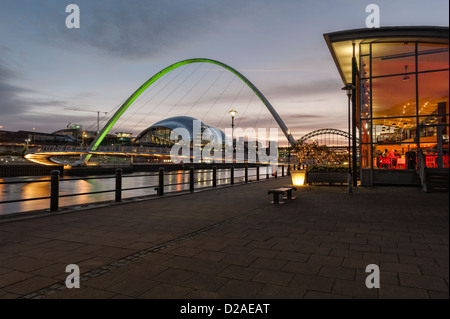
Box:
[0,165,290,213]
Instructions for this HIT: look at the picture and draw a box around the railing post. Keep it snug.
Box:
[213,166,217,187]
[158,167,164,196]
[282,165,285,177]
[256,165,260,181]
[266,166,269,179]
[50,170,59,212]
[245,165,248,183]
[230,166,234,185]
[115,168,122,202]
[275,166,278,178]
[190,167,195,192]
[287,164,291,176]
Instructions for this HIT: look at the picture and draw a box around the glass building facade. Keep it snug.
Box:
[324,27,449,185]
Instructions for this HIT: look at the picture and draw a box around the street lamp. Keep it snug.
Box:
[82,131,87,147]
[342,83,356,194]
[33,127,36,145]
[228,109,237,160]
[287,130,292,175]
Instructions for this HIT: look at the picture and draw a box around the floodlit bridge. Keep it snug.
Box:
[24,58,298,166]
[297,128,359,152]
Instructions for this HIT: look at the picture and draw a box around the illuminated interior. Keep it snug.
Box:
[325,27,449,184]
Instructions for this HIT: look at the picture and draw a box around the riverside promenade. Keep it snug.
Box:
[0,177,448,299]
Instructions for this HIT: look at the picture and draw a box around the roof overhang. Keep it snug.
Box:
[323,26,449,84]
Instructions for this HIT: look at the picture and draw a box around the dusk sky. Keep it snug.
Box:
[0,0,448,145]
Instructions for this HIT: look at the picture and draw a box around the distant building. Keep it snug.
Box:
[0,130,79,145]
[135,116,226,148]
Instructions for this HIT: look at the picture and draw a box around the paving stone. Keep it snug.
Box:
[282,261,321,275]
[332,279,378,299]
[299,245,331,255]
[250,257,287,271]
[0,270,33,288]
[153,268,195,285]
[378,284,429,299]
[193,250,226,262]
[329,248,363,259]
[107,276,159,297]
[256,284,306,299]
[252,270,294,286]
[308,254,343,266]
[319,265,356,280]
[380,262,421,275]
[185,290,222,298]
[217,279,265,298]
[290,273,334,293]
[247,248,279,259]
[3,276,57,295]
[428,291,449,299]
[221,253,257,267]
[419,264,449,279]
[399,273,448,292]
[303,290,351,299]
[277,251,310,262]
[55,286,118,299]
[183,273,228,292]
[219,265,259,281]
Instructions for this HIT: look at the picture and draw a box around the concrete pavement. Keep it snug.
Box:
[0,177,448,299]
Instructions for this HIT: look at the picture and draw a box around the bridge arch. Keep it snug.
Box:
[297,128,359,145]
[85,58,296,163]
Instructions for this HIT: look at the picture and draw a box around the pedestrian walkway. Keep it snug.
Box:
[0,177,448,299]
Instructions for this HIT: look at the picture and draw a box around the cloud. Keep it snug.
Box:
[265,79,343,100]
[0,60,83,132]
[0,60,32,116]
[38,0,242,60]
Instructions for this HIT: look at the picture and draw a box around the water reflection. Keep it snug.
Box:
[0,167,268,215]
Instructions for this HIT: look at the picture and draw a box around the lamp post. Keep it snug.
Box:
[342,83,356,194]
[287,130,292,175]
[229,109,237,164]
[33,127,36,145]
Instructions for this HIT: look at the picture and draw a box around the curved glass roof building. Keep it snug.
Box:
[135,116,226,146]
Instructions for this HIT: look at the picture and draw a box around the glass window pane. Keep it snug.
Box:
[418,44,449,72]
[360,78,371,118]
[372,118,416,145]
[360,43,370,55]
[372,144,411,170]
[360,55,371,79]
[372,75,416,118]
[360,120,371,144]
[418,71,449,117]
[361,144,371,169]
[372,42,416,77]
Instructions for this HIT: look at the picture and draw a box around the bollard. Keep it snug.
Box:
[213,166,217,188]
[230,166,234,185]
[50,170,59,212]
[245,165,248,183]
[256,165,260,181]
[158,167,164,196]
[115,168,122,202]
[282,165,285,177]
[190,167,195,192]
